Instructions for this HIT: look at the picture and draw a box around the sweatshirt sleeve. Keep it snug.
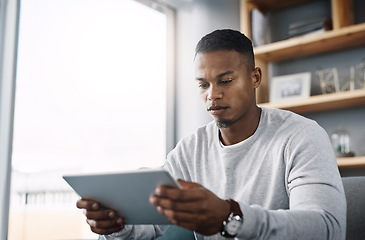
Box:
[99,225,169,240]
[235,123,346,240]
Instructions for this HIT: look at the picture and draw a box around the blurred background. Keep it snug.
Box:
[1,0,364,239]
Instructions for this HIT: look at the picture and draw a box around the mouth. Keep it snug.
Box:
[207,106,229,115]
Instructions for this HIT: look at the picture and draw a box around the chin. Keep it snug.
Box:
[216,120,233,129]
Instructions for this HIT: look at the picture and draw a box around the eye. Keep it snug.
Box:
[219,78,233,85]
[198,82,209,89]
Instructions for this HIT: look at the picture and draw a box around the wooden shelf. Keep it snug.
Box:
[247,0,315,12]
[254,22,365,62]
[337,156,365,168]
[258,88,365,114]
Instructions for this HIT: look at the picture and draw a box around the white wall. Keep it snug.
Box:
[171,0,240,141]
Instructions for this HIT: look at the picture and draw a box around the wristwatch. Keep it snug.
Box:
[221,199,243,238]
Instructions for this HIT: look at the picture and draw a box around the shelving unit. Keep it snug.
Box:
[240,0,365,106]
[337,156,365,169]
[240,0,365,168]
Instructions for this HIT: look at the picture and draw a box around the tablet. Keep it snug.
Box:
[63,169,180,224]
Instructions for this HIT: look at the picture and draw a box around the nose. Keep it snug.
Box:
[207,85,223,100]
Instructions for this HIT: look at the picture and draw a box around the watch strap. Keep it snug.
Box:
[221,199,243,238]
[227,199,243,218]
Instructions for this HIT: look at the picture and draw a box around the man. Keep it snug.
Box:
[77,29,346,239]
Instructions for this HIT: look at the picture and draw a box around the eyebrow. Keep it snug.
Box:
[195,70,234,81]
[216,70,234,79]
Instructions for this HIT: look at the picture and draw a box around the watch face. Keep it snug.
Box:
[226,219,241,235]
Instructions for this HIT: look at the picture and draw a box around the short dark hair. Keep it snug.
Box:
[195,29,255,70]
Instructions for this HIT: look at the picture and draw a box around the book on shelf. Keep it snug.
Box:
[251,8,271,47]
[287,17,332,39]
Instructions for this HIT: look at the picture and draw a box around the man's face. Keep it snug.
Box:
[194,50,258,128]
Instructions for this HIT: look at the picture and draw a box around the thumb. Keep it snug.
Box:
[177,179,202,189]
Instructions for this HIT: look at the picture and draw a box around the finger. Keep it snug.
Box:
[165,212,220,236]
[158,207,198,223]
[76,198,100,210]
[87,217,124,229]
[150,196,207,213]
[154,186,205,201]
[84,209,119,220]
[159,208,212,233]
[178,179,202,189]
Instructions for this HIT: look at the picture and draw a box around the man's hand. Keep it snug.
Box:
[149,179,230,236]
[76,198,125,235]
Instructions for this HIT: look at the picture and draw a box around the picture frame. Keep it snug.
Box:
[270,72,311,102]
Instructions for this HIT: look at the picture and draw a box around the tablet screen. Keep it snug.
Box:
[63,169,180,224]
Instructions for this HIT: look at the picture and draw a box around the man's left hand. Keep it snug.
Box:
[149,179,230,235]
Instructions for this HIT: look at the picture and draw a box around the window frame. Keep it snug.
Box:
[0,0,20,239]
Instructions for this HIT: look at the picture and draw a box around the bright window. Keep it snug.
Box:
[8,0,171,239]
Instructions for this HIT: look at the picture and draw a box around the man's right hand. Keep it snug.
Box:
[76,198,125,235]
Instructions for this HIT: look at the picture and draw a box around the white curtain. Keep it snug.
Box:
[0,0,20,239]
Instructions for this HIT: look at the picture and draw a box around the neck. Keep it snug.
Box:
[219,106,261,146]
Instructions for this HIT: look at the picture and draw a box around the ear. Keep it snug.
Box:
[252,67,262,89]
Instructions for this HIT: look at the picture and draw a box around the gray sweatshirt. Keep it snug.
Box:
[103,107,346,240]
